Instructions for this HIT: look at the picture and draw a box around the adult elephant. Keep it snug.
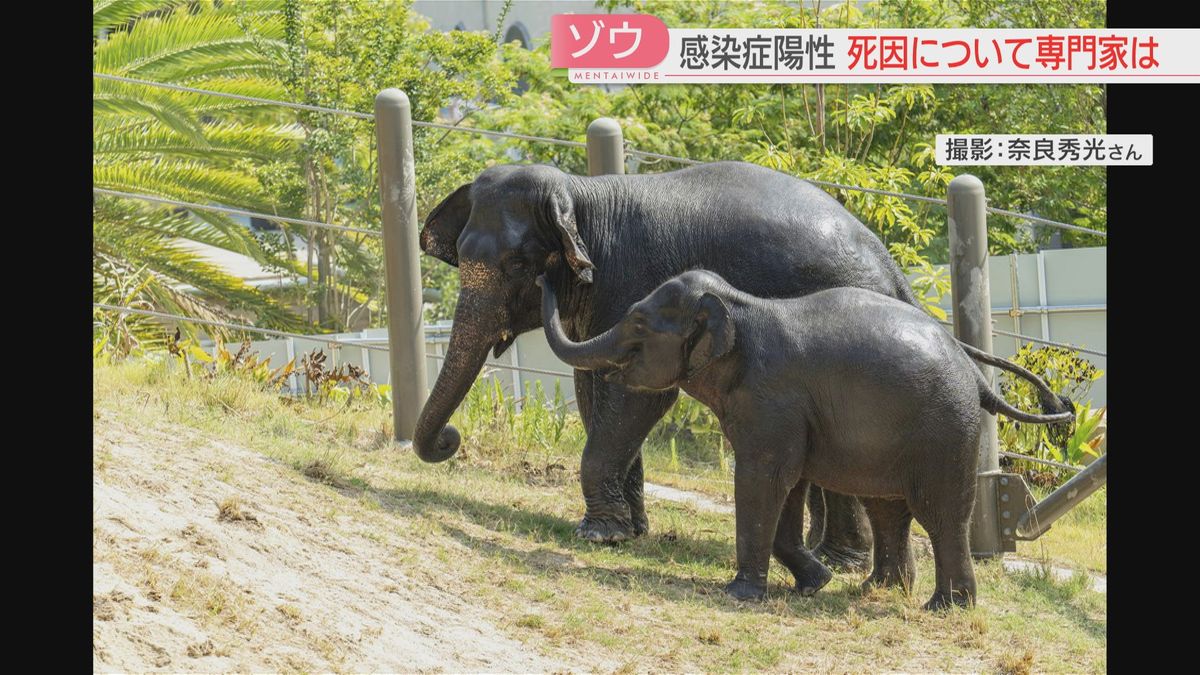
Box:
[414,160,926,563]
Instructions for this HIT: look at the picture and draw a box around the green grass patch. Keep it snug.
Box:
[94,357,1106,672]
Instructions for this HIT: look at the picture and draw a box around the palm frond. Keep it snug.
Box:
[93,0,330,339]
[93,77,296,138]
[93,89,207,146]
[93,160,272,212]
[93,0,179,39]
[95,198,281,267]
[94,120,302,163]
[94,6,283,80]
[95,216,305,332]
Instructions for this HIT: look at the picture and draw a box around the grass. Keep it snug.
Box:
[1021,483,1106,573]
[94,357,1106,671]
[216,496,258,524]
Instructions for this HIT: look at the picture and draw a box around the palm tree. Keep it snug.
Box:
[93,0,308,349]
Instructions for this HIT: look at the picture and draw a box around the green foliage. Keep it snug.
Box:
[94,0,519,335]
[93,258,167,359]
[998,344,1104,478]
[1040,403,1106,467]
[275,0,519,327]
[93,0,308,343]
[1002,344,1102,404]
[648,394,729,471]
[932,0,1108,254]
[454,376,584,466]
[96,0,1105,333]
[424,0,1106,318]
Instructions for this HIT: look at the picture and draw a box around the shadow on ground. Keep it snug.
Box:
[300,468,1103,628]
[314,474,899,617]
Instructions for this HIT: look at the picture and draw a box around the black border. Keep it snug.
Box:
[1106,2,1198,650]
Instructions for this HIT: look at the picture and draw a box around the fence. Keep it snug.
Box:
[92,72,1107,558]
[930,247,1106,405]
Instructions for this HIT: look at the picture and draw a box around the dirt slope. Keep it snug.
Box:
[92,415,580,673]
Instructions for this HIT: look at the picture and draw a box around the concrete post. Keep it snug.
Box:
[374,89,427,442]
[586,118,624,176]
[947,174,1002,558]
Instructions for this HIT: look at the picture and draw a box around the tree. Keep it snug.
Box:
[93,0,307,348]
[93,0,520,343]
[426,0,1106,318]
[267,0,520,329]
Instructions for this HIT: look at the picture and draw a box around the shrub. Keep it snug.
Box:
[998,344,1105,483]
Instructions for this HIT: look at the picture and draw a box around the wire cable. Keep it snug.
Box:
[95,71,1107,236]
[94,304,577,377]
[93,303,390,351]
[94,188,380,237]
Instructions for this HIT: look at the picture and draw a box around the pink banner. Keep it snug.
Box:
[550,14,670,69]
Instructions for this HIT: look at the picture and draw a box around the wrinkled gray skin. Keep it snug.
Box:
[417,161,953,559]
[539,270,1073,610]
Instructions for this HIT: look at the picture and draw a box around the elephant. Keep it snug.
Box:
[414,161,983,558]
[537,269,1074,610]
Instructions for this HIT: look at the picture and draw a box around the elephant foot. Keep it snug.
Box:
[812,541,872,572]
[576,514,640,543]
[922,589,974,612]
[861,565,915,593]
[723,575,768,601]
[794,562,833,597]
[631,510,650,538]
[774,548,833,597]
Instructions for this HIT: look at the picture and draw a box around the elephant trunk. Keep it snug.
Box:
[539,276,623,371]
[412,290,498,462]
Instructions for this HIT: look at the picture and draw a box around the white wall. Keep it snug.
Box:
[413,0,600,44]
[923,247,1107,406]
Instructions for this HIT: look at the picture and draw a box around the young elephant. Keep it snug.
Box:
[537,270,1072,610]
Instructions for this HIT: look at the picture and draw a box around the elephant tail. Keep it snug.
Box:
[960,342,1075,425]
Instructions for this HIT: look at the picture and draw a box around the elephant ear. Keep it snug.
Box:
[686,293,736,376]
[420,183,472,266]
[545,185,595,284]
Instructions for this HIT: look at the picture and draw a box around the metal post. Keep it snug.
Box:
[1017,454,1107,540]
[948,174,1003,558]
[375,89,427,442]
[1008,254,1023,353]
[586,118,625,176]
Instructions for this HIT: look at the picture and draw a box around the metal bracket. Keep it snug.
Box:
[997,473,1038,549]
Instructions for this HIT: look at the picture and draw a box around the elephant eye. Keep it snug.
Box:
[503,257,527,275]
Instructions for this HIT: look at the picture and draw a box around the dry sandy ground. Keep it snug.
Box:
[93,411,1102,672]
[92,415,585,673]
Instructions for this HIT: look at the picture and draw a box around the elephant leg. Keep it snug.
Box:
[804,484,825,549]
[909,482,977,611]
[811,488,874,572]
[860,497,916,593]
[574,369,594,433]
[576,370,649,536]
[576,382,677,543]
[725,435,805,601]
[623,454,649,537]
[773,481,833,596]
